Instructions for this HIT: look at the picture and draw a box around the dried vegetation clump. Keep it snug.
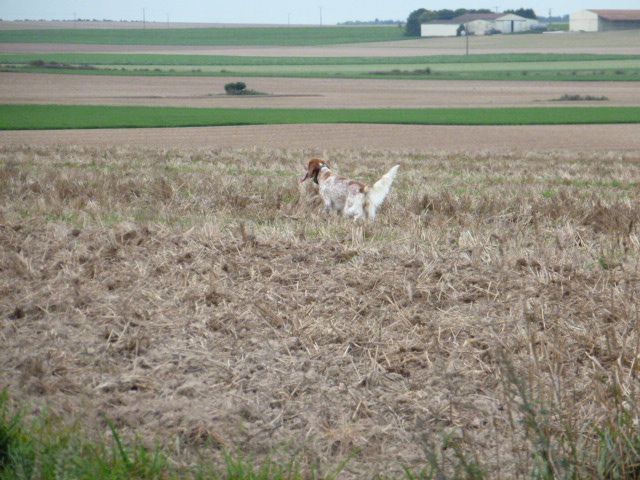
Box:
[2,145,640,478]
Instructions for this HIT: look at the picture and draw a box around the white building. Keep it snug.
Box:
[570,10,640,32]
[420,21,460,37]
[421,12,539,37]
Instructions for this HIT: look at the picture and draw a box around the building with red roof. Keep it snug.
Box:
[570,10,640,32]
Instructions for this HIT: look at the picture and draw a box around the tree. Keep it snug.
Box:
[505,8,537,19]
[435,9,456,20]
[405,8,429,36]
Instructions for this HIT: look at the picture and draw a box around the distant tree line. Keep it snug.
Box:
[542,14,569,23]
[340,19,403,26]
[405,7,538,36]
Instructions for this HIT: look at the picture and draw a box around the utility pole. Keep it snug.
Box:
[319,6,323,26]
[142,8,146,29]
[465,23,469,56]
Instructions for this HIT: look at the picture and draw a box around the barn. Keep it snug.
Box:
[570,10,640,32]
[453,13,501,35]
[493,13,539,34]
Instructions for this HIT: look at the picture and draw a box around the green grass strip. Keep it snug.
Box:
[0,390,328,480]
[4,63,640,82]
[1,104,639,130]
[0,26,405,46]
[2,52,638,66]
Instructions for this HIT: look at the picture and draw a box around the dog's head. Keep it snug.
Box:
[300,158,328,184]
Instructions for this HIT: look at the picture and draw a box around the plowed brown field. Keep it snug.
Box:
[2,73,640,108]
[2,124,640,152]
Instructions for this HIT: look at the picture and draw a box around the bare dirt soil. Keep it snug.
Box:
[2,72,640,108]
[2,145,640,478]
[2,123,640,152]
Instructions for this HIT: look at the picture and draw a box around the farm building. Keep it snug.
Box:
[420,20,460,37]
[493,13,540,33]
[452,13,501,35]
[570,10,640,32]
[421,12,539,37]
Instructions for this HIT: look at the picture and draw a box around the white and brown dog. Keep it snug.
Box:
[300,158,399,221]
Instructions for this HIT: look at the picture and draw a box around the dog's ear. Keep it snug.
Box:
[300,159,320,183]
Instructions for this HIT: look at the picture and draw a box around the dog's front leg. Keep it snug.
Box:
[325,205,341,216]
[322,198,334,215]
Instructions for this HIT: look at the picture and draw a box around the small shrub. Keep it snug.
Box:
[554,94,609,102]
[223,81,264,96]
[370,67,431,76]
[224,82,247,95]
[28,59,95,71]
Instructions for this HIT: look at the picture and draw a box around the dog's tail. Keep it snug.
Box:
[365,165,399,220]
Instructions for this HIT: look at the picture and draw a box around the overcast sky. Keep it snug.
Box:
[2,1,640,24]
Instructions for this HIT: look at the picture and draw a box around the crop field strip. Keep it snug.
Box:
[3,52,640,81]
[0,26,637,52]
[6,66,639,82]
[2,104,640,130]
[0,26,406,46]
[2,52,637,66]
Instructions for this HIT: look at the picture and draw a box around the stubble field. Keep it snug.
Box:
[2,144,640,478]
